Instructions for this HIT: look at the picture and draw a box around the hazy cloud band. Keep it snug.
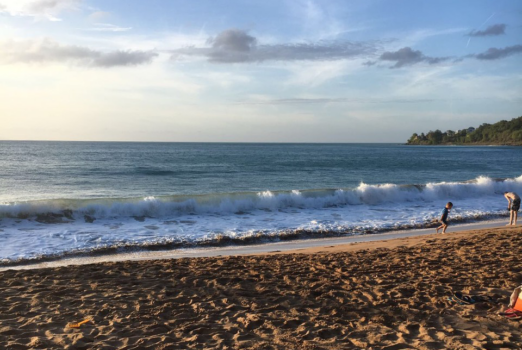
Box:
[468,24,506,37]
[171,29,379,63]
[0,39,158,67]
[474,44,522,60]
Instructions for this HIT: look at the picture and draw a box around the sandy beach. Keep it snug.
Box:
[1,226,522,349]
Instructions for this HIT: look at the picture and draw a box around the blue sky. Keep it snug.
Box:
[0,0,521,142]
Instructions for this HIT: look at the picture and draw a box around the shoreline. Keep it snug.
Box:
[406,143,522,146]
[1,225,521,349]
[1,218,512,271]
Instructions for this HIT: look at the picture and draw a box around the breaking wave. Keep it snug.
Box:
[1,175,520,221]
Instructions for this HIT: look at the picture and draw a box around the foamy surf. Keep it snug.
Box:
[0,175,520,266]
[1,175,520,219]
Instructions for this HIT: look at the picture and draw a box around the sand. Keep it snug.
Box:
[1,226,522,349]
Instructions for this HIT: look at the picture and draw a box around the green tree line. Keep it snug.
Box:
[407,116,522,145]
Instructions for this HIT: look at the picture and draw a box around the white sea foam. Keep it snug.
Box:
[0,175,519,264]
[0,175,520,219]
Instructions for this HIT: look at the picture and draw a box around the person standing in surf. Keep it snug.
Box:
[504,192,520,226]
[436,202,453,234]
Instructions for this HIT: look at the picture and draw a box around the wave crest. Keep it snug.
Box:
[1,175,520,221]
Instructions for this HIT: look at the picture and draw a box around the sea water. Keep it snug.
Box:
[1,141,521,265]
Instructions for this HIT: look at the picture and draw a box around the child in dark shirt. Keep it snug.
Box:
[436,202,453,234]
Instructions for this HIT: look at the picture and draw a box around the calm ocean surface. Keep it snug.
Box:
[1,141,521,265]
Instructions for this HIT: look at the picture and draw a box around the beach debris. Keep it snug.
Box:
[67,318,93,329]
[447,296,468,305]
[447,292,497,305]
[499,308,522,320]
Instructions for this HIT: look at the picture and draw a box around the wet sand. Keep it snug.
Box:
[1,219,507,271]
[1,226,522,349]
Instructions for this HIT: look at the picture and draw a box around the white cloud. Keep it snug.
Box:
[0,0,81,21]
[387,27,467,51]
[391,65,521,103]
[195,71,252,89]
[89,23,132,33]
[87,10,110,22]
[283,60,357,87]
[73,31,208,53]
[288,0,354,41]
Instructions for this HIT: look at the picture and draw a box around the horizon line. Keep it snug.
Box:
[0,140,405,144]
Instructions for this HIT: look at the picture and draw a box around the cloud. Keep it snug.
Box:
[474,45,522,60]
[27,0,74,12]
[87,10,109,20]
[289,0,353,41]
[89,23,132,32]
[468,24,506,37]
[93,50,156,67]
[171,28,378,63]
[205,29,257,62]
[374,44,522,68]
[0,0,81,20]
[211,29,257,52]
[237,97,437,105]
[0,38,157,67]
[378,47,449,68]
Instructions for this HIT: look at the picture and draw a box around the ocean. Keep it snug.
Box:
[1,141,521,265]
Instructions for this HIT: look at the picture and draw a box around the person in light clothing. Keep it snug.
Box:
[504,192,520,226]
[508,285,522,310]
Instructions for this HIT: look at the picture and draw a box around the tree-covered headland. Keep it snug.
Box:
[407,116,522,145]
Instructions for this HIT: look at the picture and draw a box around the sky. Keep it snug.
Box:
[0,0,521,142]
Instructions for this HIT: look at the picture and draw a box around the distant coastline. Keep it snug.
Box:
[406,116,522,146]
